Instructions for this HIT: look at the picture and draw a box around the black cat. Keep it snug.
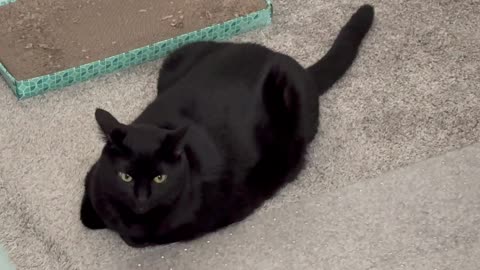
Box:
[80,5,375,247]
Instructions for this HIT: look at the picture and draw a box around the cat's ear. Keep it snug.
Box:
[163,126,189,160]
[262,64,299,117]
[95,108,126,145]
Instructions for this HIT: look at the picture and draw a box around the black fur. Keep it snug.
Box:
[80,5,374,247]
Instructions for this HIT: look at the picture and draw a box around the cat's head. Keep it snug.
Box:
[93,108,190,215]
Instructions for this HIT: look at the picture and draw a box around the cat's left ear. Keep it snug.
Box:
[163,126,189,159]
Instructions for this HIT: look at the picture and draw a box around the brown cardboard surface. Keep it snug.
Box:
[0,0,266,80]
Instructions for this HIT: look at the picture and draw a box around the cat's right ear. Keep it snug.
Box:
[95,108,125,144]
[262,64,299,117]
[161,126,189,161]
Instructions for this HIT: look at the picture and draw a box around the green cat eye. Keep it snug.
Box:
[153,174,168,184]
[118,172,133,182]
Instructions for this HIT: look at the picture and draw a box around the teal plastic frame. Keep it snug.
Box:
[0,0,15,7]
[0,245,15,270]
[0,0,272,99]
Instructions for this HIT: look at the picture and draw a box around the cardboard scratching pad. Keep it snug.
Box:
[0,0,272,99]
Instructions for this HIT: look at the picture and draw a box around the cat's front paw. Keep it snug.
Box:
[80,194,106,230]
[118,224,151,247]
[120,234,150,248]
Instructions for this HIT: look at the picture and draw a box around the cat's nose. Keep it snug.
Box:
[136,189,150,202]
[135,205,149,214]
[137,197,149,208]
[137,195,148,203]
[135,191,150,214]
[134,200,150,214]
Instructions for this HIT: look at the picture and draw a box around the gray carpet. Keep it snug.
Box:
[1,0,479,269]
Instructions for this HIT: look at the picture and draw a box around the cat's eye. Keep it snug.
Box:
[118,172,133,182]
[153,174,168,184]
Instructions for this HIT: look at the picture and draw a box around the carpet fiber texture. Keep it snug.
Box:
[0,0,479,269]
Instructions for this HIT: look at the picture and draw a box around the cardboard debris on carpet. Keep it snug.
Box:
[0,0,272,98]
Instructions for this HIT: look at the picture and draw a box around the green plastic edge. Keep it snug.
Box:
[0,0,272,99]
[0,0,15,7]
[0,245,16,270]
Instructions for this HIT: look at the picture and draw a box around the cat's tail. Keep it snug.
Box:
[307,4,374,95]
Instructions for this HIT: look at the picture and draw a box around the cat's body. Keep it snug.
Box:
[80,5,374,247]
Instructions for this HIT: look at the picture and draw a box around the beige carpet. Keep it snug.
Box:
[0,0,479,269]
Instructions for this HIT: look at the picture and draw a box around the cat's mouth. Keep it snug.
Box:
[134,205,150,215]
[130,200,175,216]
